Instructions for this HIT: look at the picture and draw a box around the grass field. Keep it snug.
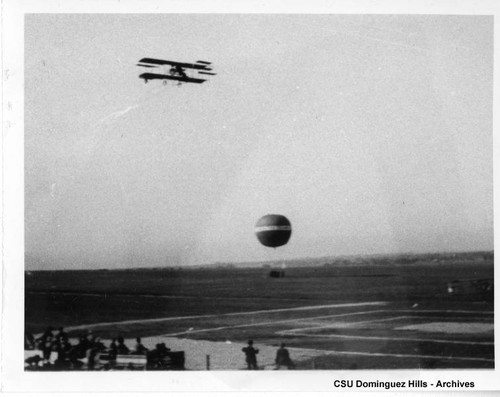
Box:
[25,251,494,369]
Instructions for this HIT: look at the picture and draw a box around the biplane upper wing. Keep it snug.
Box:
[139,58,212,70]
[136,63,158,68]
[139,72,206,84]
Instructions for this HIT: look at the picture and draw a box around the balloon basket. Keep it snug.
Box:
[269,269,285,278]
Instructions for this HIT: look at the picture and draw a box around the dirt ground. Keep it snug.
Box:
[133,336,323,370]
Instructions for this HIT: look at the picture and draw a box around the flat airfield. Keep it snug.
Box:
[25,252,494,369]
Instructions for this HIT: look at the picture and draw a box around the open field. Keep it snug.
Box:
[25,252,494,369]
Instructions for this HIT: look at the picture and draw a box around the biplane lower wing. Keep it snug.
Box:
[139,72,206,84]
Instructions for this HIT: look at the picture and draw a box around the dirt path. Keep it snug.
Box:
[62,301,387,332]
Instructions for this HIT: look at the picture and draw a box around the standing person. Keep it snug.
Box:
[275,343,295,369]
[242,340,259,370]
[106,338,118,363]
[42,335,54,362]
[133,337,148,355]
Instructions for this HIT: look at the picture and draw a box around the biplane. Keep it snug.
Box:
[137,58,216,85]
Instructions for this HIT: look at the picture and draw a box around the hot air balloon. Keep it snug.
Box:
[255,214,292,248]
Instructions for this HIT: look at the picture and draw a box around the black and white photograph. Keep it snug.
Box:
[1,0,498,393]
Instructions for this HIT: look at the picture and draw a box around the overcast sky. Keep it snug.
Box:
[24,14,493,270]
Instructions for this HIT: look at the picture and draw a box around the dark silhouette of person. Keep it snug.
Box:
[93,337,107,352]
[25,331,35,350]
[41,326,54,340]
[105,338,117,361]
[68,337,87,369]
[42,335,54,361]
[170,65,187,78]
[116,336,130,355]
[36,326,54,349]
[86,339,98,370]
[133,337,148,355]
[57,327,69,343]
[74,335,89,359]
[242,340,259,370]
[85,335,107,370]
[147,343,171,369]
[275,343,295,369]
[54,340,72,370]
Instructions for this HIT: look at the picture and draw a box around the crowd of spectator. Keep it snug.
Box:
[24,327,179,371]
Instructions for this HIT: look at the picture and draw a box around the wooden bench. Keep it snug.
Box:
[114,354,148,370]
[97,351,185,370]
